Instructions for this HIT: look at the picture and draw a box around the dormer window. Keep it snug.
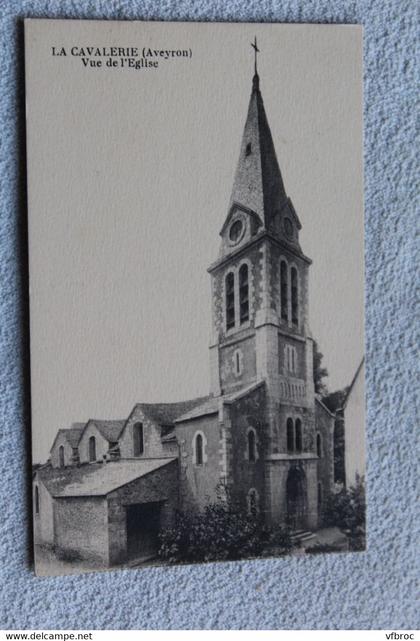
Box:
[245,142,252,156]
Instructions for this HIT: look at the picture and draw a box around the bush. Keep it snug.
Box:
[322,475,366,550]
[158,503,264,564]
[158,485,293,564]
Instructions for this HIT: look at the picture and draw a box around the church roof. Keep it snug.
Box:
[174,397,220,423]
[36,458,176,497]
[227,72,290,232]
[175,380,266,423]
[133,396,210,427]
[87,419,126,443]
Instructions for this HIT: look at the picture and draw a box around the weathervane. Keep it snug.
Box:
[251,36,260,75]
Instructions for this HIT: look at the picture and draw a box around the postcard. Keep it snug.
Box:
[25,19,365,575]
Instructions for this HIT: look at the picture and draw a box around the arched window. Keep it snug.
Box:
[58,445,65,468]
[317,482,323,506]
[247,488,259,517]
[247,429,256,462]
[287,418,294,452]
[295,419,302,453]
[225,272,235,330]
[285,345,297,374]
[291,267,298,325]
[239,264,249,324]
[280,260,288,321]
[89,436,96,462]
[34,486,39,514]
[316,433,322,458]
[133,422,144,456]
[194,433,204,466]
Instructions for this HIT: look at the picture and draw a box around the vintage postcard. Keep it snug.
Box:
[25,19,365,576]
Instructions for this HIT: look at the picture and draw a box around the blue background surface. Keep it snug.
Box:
[0,0,418,630]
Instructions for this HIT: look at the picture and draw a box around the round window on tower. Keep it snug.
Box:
[229,219,244,244]
[284,217,294,238]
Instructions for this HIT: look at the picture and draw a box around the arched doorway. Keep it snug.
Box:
[286,465,308,530]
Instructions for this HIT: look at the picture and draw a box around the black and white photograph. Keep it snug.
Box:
[25,20,365,576]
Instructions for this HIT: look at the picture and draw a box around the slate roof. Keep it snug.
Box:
[133,396,209,427]
[87,419,126,443]
[175,381,265,423]
[36,458,176,498]
[49,424,85,452]
[227,72,300,233]
[66,424,85,447]
[174,397,219,423]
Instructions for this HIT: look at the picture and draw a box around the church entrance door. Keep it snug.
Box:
[286,465,308,530]
[126,501,162,561]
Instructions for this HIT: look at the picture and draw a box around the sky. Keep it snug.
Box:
[26,21,364,462]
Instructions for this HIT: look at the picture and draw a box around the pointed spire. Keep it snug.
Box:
[228,46,288,231]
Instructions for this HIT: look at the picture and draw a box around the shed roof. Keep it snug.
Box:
[87,419,126,442]
[36,458,176,498]
[49,424,85,452]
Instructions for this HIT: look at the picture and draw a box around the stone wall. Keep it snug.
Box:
[176,413,222,513]
[227,385,266,514]
[78,423,110,464]
[54,496,109,564]
[276,404,316,455]
[219,333,257,395]
[119,406,169,459]
[50,433,74,468]
[33,477,54,546]
[107,459,178,565]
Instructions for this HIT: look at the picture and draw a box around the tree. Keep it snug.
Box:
[322,388,348,413]
[312,340,329,395]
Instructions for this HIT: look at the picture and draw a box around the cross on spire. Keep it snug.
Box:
[251,36,260,76]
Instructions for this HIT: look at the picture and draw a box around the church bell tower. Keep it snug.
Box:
[207,40,319,528]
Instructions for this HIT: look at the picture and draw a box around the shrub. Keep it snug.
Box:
[268,524,293,553]
[158,484,292,564]
[322,475,366,550]
[158,504,264,564]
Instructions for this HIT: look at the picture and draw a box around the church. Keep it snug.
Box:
[33,51,336,569]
